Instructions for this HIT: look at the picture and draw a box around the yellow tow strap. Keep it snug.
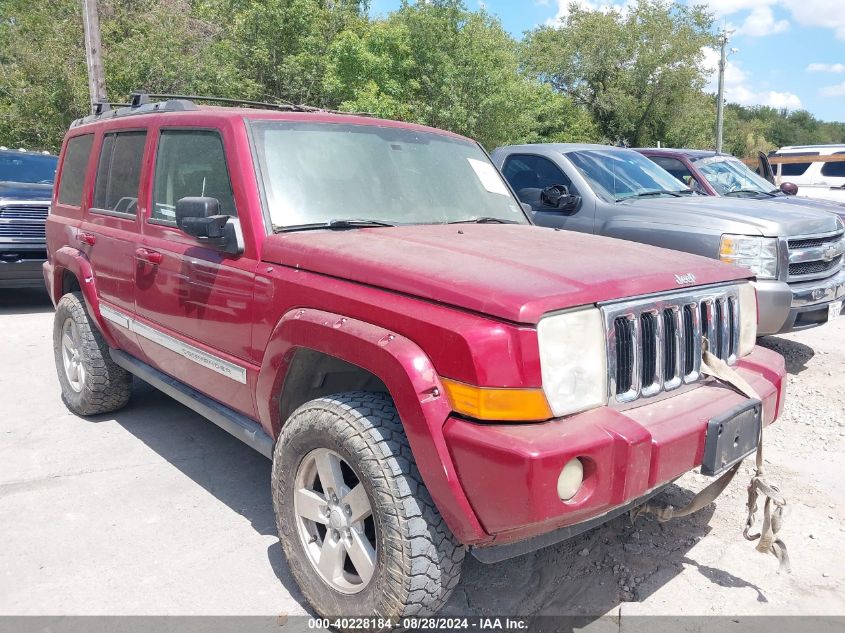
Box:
[631,342,790,572]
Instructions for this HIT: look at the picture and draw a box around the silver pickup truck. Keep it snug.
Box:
[492,143,845,335]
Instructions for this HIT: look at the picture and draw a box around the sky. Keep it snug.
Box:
[369,0,845,123]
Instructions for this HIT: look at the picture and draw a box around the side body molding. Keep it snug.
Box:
[44,246,118,348]
[255,308,489,544]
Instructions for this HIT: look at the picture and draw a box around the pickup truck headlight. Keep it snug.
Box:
[537,307,607,417]
[719,235,779,280]
[738,282,757,356]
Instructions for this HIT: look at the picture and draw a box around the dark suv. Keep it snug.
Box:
[44,95,785,626]
[0,148,58,288]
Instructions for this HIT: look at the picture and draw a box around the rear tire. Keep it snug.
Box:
[53,292,132,416]
[272,392,464,627]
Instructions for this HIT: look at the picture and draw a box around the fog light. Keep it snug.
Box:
[557,458,584,501]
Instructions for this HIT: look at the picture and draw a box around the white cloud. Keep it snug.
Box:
[688,0,845,40]
[701,46,802,109]
[807,62,845,73]
[733,6,789,36]
[821,82,845,97]
[760,91,803,108]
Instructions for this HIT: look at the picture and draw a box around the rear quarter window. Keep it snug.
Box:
[57,134,94,206]
[820,152,845,178]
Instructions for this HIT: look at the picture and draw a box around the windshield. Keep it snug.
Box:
[694,156,777,196]
[565,149,691,202]
[248,121,527,229]
[0,153,58,184]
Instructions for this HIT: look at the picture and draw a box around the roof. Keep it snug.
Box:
[0,148,57,158]
[497,142,625,153]
[68,94,472,143]
[778,144,845,151]
[634,147,729,160]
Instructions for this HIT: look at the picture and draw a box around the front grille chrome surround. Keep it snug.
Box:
[784,229,844,283]
[602,285,741,405]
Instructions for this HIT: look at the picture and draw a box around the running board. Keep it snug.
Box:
[109,348,274,458]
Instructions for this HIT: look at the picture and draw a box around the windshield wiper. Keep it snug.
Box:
[275,219,396,233]
[725,188,774,197]
[447,216,521,224]
[619,189,682,200]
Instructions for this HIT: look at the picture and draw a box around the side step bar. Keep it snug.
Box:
[110,349,274,458]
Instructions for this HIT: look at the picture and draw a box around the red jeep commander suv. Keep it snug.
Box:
[44,93,786,624]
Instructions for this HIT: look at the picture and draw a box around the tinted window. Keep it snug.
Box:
[0,153,58,184]
[502,154,579,210]
[649,156,694,185]
[152,130,236,223]
[774,152,818,176]
[93,132,146,215]
[57,134,94,206]
[503,154,572,191]
[820,152,845,178]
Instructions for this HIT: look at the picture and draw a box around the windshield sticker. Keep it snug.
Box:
[468,158,511,196]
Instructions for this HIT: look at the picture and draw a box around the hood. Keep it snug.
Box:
[0,181,53,203]
[780,195,845,223]
[262,224,750,324]
[623,195,841,237]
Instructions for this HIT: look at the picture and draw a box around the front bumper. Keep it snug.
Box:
[444,345,785,556]
[0,247,47,289]
[755,268,845,334]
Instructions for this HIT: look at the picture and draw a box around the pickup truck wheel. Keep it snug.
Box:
[272,392,464,624]
[52,292,132,416]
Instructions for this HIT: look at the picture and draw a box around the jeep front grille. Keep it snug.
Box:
[786,230,844,282]
[603,286,740,404]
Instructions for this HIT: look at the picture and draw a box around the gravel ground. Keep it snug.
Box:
[1,288,843,624]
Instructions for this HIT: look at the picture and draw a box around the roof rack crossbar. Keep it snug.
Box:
[134,92,313,112]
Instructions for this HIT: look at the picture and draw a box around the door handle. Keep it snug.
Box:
[135,247,163,266]
[77,232,96,246]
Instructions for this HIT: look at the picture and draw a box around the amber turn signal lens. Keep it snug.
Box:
[441,378,553,422]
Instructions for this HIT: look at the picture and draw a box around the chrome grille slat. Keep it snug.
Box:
[602,286,740,405]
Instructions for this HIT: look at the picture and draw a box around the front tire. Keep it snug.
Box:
[272,392,464,625]
[53,292,132,416]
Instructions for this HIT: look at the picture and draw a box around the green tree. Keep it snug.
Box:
[522,0,715,146]
[197,0,369,106]
[0,0,243,151]
[325,0,594,148]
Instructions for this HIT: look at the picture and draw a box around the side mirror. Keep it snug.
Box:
[541,184,579,212]
[175,197,242,254]
[780,182,798,196]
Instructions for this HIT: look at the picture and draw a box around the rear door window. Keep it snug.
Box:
[151,130,236,224]
[820,152,845,178]
[649,156,694,185]
[92,131,147,216]
[57,134,94,207]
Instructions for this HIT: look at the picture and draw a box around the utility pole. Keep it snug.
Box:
[715,29,736,154]
[81,0,106,114]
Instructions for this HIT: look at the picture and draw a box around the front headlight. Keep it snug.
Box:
[537,307,607,417]
[719,234,779,279]
[738,282,757,356]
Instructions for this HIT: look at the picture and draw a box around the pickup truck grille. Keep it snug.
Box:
[0,205,49,240]
[786,230,844,282]
[603,286,740,404]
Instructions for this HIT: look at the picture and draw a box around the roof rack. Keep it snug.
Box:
[70,91,374,128]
